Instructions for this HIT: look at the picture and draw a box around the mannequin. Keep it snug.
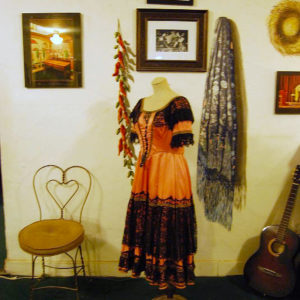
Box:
[119,77,195,300]
[142,77,179,111]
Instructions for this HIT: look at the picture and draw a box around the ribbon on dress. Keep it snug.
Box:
[197,17,238,230]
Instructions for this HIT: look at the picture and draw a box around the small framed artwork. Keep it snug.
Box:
[136,9,208,72]
[275,71,300,114]
[22,13,82,88]
[147,0,194,5]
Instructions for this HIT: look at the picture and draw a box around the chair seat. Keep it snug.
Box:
[18,219,84,256]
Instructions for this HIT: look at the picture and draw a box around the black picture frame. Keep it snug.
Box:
[147,0,194,5]
[22,13,82,88]
[136,9,208,72]
[275,71,300,114]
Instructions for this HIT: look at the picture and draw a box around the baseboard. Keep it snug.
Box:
[5,258,245,277]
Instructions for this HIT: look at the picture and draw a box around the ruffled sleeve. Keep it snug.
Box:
[129,99,142,143]
[167,97,194,148]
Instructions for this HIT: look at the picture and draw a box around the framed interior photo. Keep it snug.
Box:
[275,71,300,114]
[147,0,194,5]
[136,9,208,72]
[22,13,82,88]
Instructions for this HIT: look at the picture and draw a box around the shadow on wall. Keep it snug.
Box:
[0,150,6,271]
[231,19,248,211]
[66,99,128,276]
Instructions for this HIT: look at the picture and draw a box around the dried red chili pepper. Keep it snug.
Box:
[119,95,125,111]
[118,51,125,68]
[112,62,120,76]
[120,125,126,140]
[119,80,126,96]
[118,107,123,122]
[118,35,126,51]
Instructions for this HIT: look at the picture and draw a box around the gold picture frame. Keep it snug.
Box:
[275,71,300,114]
[22,13,82,88]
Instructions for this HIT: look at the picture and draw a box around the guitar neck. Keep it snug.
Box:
[277,182,299,242]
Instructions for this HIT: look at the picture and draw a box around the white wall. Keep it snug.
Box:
[0,0,299,277]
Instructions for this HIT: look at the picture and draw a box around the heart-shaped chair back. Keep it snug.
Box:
[33,165,92,222]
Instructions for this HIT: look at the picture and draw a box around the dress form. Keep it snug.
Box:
[143,77,179,111]
[146,83,187,300]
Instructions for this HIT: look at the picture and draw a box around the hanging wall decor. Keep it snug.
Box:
[268,0,300,55]
[22,13,82,88]
[197,17,238,231]
[113,22,137,182]
[275,71,300,114]
[147,0,194,5]
[136,9,208,72]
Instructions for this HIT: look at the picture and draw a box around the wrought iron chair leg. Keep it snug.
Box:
[42,256,46,277]
[73,255,80,300]
[30,256,37,300]
[78,245,86,277]
[64,251,80,300]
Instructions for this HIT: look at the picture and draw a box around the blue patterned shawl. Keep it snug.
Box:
[197,17,238,230]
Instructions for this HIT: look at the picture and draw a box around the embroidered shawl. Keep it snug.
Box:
[197,17,238,230]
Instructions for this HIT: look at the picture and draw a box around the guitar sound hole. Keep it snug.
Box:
[271,241,285,255]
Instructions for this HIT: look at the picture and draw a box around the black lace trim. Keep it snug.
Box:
[130,97,194,130]
[164,105,194,130]
[130,132,138,143]
[171,133,194,148]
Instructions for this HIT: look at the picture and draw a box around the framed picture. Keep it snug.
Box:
[275,71,300,114]
[147,0,194,5]
[22,13,82,88]
[136,9,208,72]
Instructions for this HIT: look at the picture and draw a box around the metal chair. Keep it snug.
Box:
[18,165,92,300]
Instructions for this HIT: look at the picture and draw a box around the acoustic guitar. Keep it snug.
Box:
[244,165,300,298]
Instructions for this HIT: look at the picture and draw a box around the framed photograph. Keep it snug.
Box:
[22,13,82,88]
[136,9,208,72]
[147,0,194,5]
[275,71,300,114]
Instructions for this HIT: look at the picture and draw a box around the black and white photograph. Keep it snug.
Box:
[156,29,188,52]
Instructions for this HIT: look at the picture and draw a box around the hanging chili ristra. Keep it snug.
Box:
[113,21,136,182]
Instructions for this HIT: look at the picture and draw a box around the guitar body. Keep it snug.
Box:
[244,225,299,297]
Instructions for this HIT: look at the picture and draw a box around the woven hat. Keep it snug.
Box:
[268,0,300,55]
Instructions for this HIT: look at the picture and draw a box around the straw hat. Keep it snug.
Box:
[268,0,300,55]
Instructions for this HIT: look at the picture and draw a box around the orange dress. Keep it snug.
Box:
[119,96,197,290]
